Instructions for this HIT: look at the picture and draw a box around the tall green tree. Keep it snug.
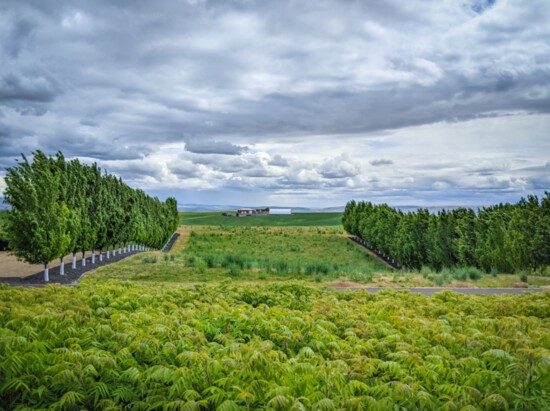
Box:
[4,152,71,281]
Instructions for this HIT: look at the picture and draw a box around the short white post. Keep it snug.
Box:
[60,257,65,276]
[44,263,49,282]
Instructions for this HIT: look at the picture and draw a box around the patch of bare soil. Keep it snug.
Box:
[331,280,369,289]
[449,281,474,288]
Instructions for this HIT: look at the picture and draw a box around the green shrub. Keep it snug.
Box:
[467,267,484,281]
[195,258,207,274]
[227,263,241,277]
[184,255,196,267]
[421,266,432,278]
[204,254,217,268]
[452,267,468,281]
[520,273,528,283]
[141,256,157,264]
[275,260,289,274]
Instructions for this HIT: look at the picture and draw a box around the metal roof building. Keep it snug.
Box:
[269,208,292,215]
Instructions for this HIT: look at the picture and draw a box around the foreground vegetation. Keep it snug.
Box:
[343,194,550,273]
[180,212,343,227]
[1,280,549,410]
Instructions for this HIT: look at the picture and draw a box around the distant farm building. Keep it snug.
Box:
[269,208,292,215]
[236,208,256,216]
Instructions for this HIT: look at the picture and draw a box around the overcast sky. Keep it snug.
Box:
[1,0,549,208]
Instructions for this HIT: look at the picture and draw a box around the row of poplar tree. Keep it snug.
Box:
[3,151,179,281]
[342,193,550,272]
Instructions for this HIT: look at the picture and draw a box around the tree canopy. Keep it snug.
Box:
[3,151,178,268]
[343,193,550,272]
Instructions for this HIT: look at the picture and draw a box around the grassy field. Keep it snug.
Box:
[92,226,391,284]
[86,226,550,288]
[180,211,343,226]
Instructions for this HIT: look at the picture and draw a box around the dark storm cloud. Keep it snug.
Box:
[370,159,394,166]
[184,139,249,155]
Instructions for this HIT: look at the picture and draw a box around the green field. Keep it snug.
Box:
[180,212,343,226]
[73,225,550,288]
[93,226,390,284]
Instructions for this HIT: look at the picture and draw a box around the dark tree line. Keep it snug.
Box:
[3,151,179,281]
[342,193,550,272]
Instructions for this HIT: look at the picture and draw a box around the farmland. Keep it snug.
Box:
[180,212,343,227]
[1,214,550,409]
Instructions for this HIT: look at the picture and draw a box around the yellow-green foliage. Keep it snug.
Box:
[1,281,549,409]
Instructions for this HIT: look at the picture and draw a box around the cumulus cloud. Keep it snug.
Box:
[319,154,360,179]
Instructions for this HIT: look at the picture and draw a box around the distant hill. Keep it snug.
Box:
[178,204,345,213]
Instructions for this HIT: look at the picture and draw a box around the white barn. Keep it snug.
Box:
[269,208,292,215]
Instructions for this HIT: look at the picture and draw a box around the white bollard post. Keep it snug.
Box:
[72,253,76,269]
[44,263,49,282]
[60,257,65,276]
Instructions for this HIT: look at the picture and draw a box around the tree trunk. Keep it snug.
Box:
[99,250,103,262]
[92,249,95,264]
[82,251,86,267]
[60,257,65,276]
[119,247,122,254]
[44,263,49,282]
[72,252,76,269]
[107,249,110,259]
[113,248,116,256]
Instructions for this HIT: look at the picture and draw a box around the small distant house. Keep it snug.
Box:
[237,208,256,216]
[269,208,292,215]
